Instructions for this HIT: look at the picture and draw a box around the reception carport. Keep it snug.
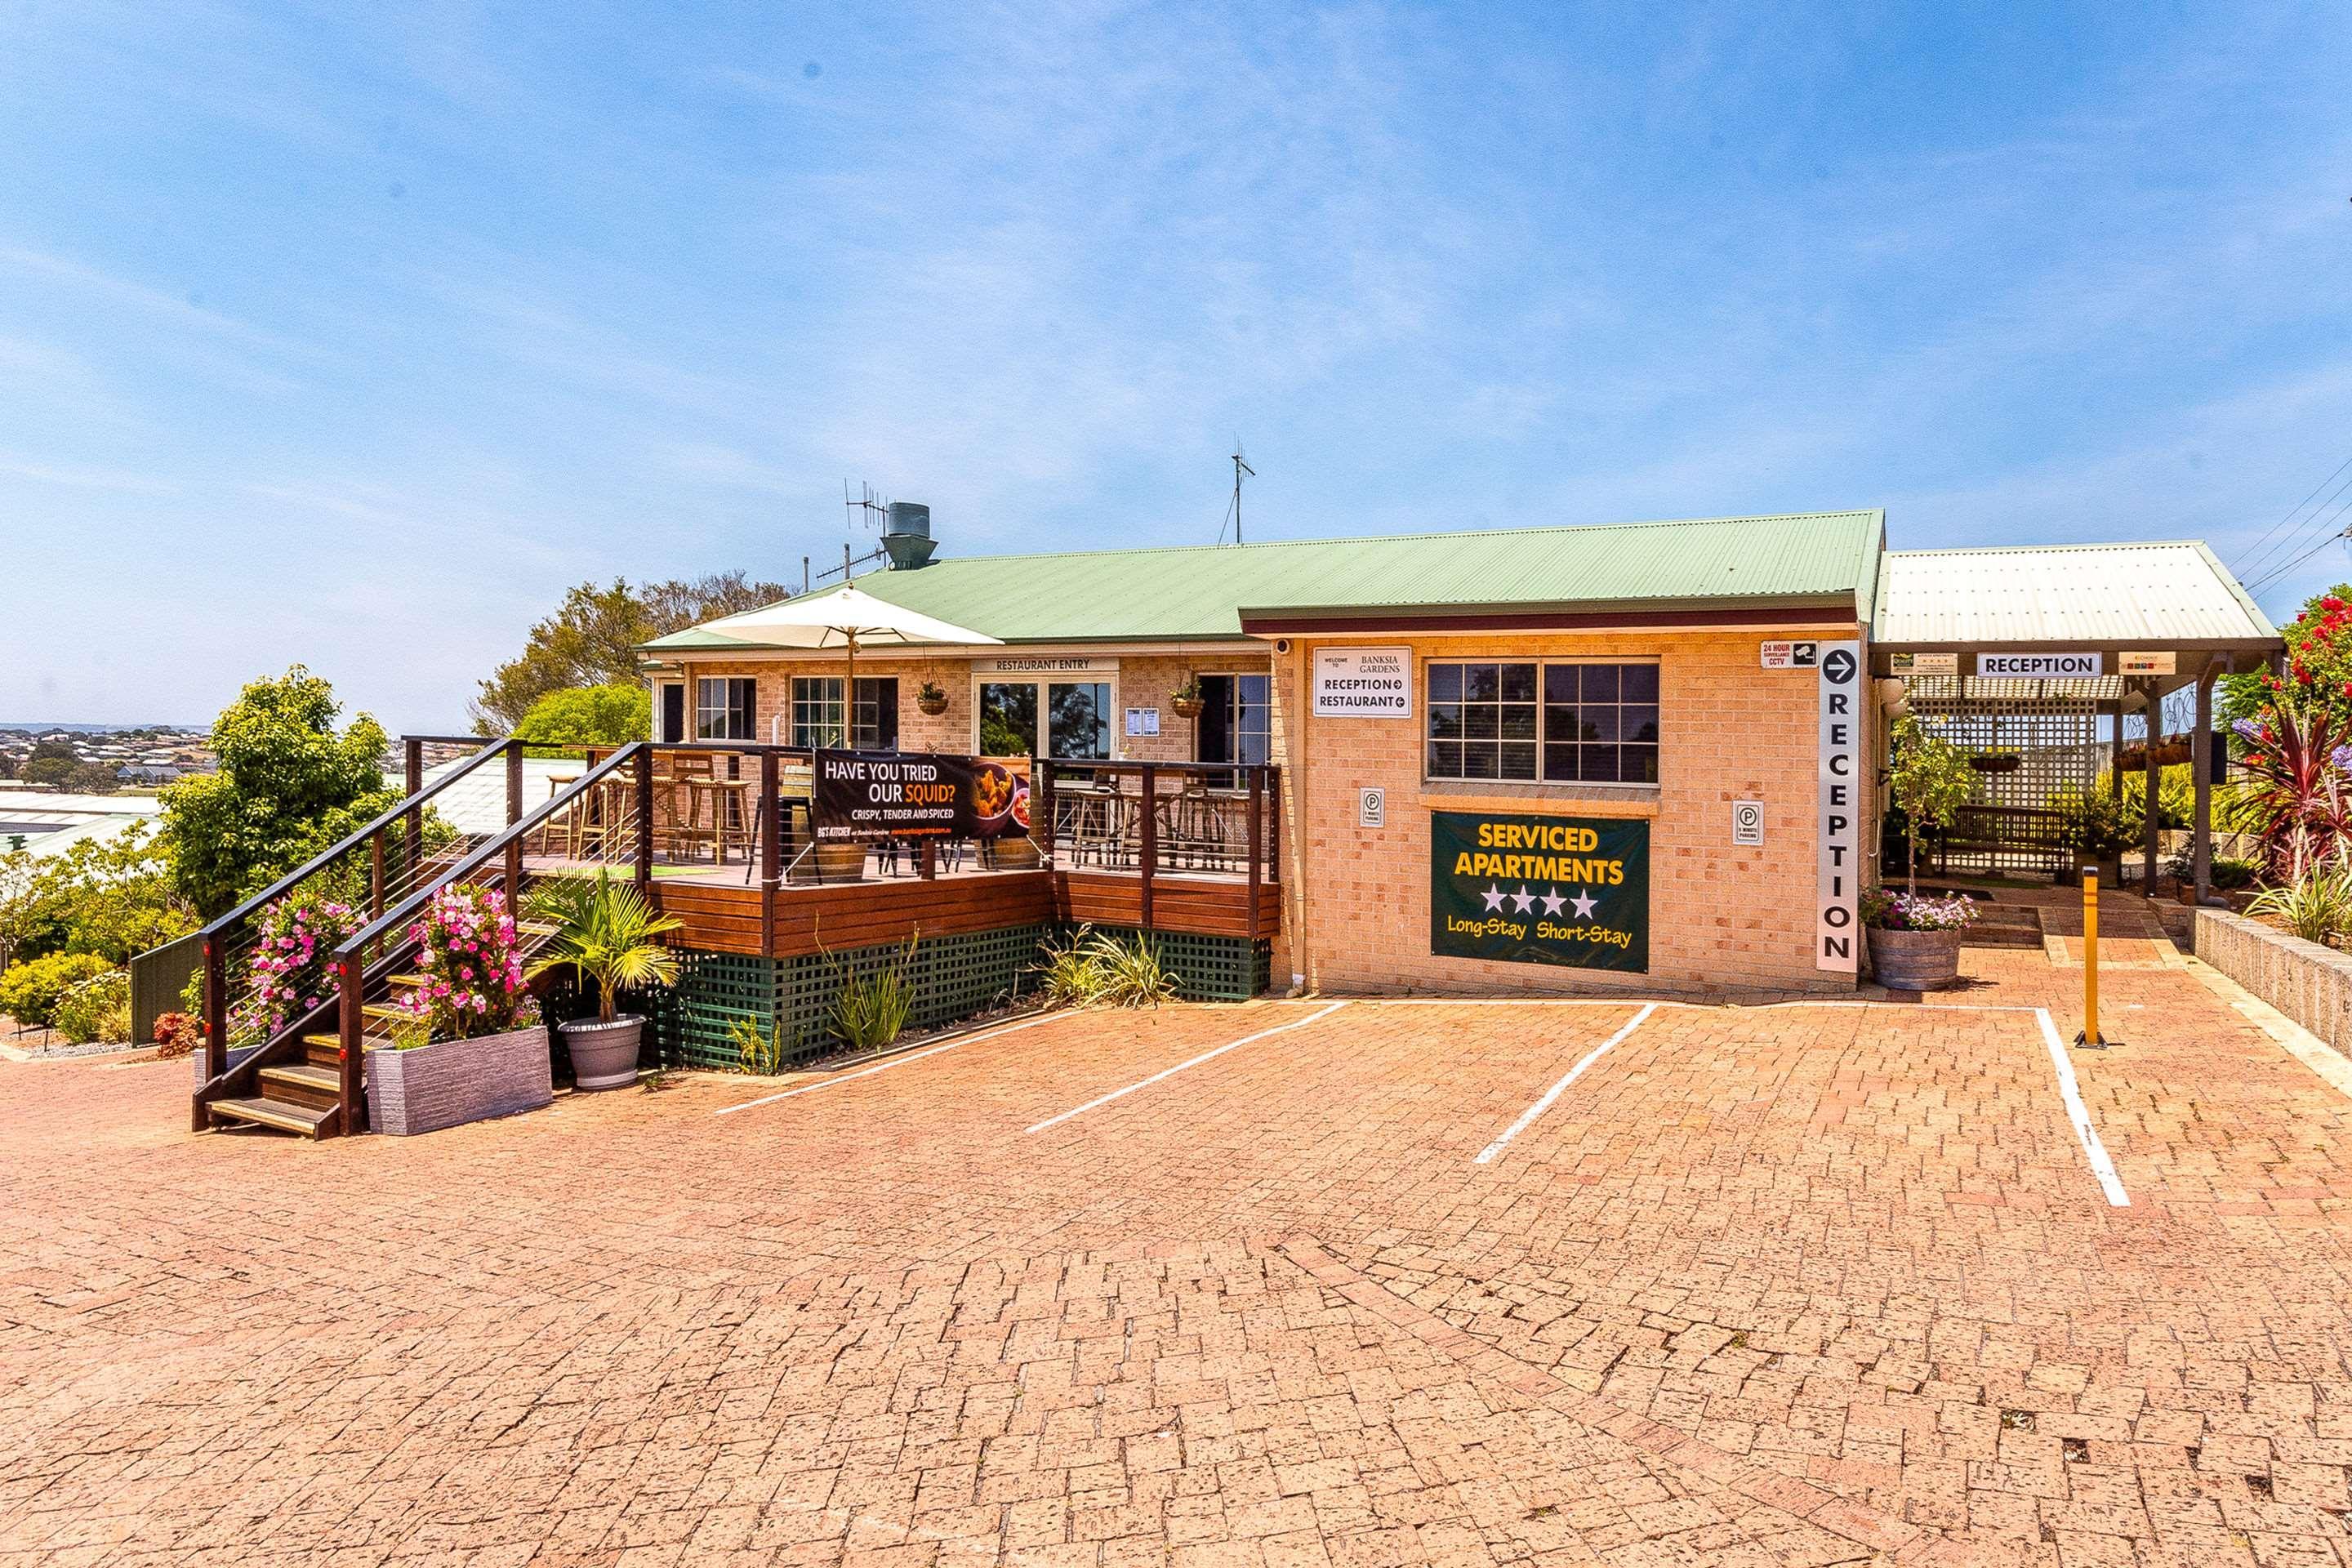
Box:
[1871,541,2283,901]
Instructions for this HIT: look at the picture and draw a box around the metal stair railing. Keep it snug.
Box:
[323,743,653,1134]
[189,737,521,1131]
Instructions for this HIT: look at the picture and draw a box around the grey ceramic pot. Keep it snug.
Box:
[1867,926,1962,991]
[561,1015,644,1090]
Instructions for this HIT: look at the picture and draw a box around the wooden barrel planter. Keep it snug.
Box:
[1866,927,1962,991]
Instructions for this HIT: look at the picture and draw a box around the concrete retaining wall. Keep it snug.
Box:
[2194,908,2352,1060]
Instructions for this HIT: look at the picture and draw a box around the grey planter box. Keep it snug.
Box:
[192,1042,265,1087]
[364,1025,552,1137]
[2194,908,2352,1062]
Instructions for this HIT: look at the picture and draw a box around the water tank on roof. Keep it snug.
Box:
[882,501,935,569]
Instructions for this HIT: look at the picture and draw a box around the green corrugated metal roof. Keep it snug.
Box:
[1873,541,2281,647]
[645,510,1885,650]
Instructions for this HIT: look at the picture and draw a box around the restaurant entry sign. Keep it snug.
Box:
[813,751,1031,841]
[1428,811,1649,973]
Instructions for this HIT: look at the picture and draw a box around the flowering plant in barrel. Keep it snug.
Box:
[394,884,537,1045]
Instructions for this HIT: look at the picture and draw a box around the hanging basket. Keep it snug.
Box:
[1170,693,1205,719]
[916,690,949,717]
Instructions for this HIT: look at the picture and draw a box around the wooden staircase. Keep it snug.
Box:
[190,733,637,1143]
[204,973,424,1138]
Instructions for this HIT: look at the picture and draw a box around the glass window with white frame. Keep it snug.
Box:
[1425,661,1658,784]
[695,676,755,741]
[789,676,898,749]
[1195,674,1269,785]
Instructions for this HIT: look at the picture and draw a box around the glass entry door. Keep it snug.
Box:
[976,679,1113,759]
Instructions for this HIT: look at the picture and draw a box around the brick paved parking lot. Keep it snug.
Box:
[5,949,2352,1566]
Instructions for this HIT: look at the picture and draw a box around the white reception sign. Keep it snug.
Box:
[1978,652,2102,679]
[1313,648,1413,718]
[1815,642,1860,973]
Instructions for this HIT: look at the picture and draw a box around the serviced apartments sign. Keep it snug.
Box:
[1313,647,1412,717]
[1429,811,1649,973]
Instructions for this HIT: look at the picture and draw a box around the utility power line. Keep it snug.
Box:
[2233,450,2352,583]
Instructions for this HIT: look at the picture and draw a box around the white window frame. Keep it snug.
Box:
[969,673,1122,760]
[695,676,756,742]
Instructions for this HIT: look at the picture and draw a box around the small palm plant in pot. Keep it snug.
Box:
[525,870,684,1089]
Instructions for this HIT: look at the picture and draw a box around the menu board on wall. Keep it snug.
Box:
[1428,811,1649,973]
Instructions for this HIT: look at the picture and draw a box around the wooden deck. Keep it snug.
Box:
[653,868,1275,959]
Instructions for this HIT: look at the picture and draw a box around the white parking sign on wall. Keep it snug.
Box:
[1815,642,1860,973]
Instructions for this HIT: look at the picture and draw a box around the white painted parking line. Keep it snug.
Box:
[1473,1002,1655,1165]
[1024,1000,1349,1134]
[715,1009,1071,1116]
[2035,1007,2131,1207]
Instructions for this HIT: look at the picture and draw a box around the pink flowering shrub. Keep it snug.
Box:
[233,894,363,1040]
[1860,888,1980,932]
[396,884,537,1045]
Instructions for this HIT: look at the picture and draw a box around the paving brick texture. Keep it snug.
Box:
[4,938,2351,1566]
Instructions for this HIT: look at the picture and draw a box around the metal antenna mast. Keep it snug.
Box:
[1230,440,1254,545]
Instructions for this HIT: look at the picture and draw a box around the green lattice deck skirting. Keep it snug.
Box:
[649,923,1271,1071]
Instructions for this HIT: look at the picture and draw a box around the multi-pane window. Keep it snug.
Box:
[1426,662,1539,780]
[695,677,755,741]
[1427,662,1659,784]
[1196,675,1270,768]
[789,677,898,749]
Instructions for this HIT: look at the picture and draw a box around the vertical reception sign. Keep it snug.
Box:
[1815,642,1860,972]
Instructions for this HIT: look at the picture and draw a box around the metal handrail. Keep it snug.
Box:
[198,737,513,938]
[331,742,644,964]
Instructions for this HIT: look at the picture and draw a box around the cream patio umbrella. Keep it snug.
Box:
[697,582,1001,747]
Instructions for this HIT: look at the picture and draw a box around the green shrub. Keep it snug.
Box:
[0,951,114,1029]
[726,1013,787,1075]
[53,969,131,1045]
[2247,866,2352,945]
[1029,925,1181,1009]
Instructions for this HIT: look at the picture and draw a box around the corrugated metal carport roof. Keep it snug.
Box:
[1873,541,2279,648]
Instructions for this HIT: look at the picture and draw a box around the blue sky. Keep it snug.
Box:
[2,2,2347,731]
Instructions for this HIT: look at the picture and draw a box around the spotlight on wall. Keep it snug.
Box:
[1874,677,1911,720]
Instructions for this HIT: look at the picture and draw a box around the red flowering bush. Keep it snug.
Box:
[394,884,536,1045]
[2224,585,2352,741]
[151,1011,198,1058]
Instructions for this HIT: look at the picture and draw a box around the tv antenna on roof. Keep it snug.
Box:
[1218,439,1254,545]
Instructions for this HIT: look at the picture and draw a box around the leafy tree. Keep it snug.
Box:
[0,753,16,780]
[65,761,120,795]
[23,755,74,788]
[511,684,652,751]
[1886,715,1976,896]
[160,666,394,917]
[473,572,786,732]
[28,740,77,768]
[0,823,198,964]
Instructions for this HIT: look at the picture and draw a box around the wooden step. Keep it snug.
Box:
[362,1002,418,1026]
[258,1062,344,1111]
[303,1032,399,1064]
[518,920,559,939]
[387,973,429,990]
[209,1096,332,1138]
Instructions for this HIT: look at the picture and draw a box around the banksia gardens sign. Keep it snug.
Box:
[1428,812,1650,973]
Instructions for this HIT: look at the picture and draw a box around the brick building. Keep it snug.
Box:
[642,509,2276,998]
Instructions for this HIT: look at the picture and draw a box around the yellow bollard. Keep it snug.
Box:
[2076,868,2108,1048]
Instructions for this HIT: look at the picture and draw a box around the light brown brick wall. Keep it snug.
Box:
[1272,627,1869,998]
